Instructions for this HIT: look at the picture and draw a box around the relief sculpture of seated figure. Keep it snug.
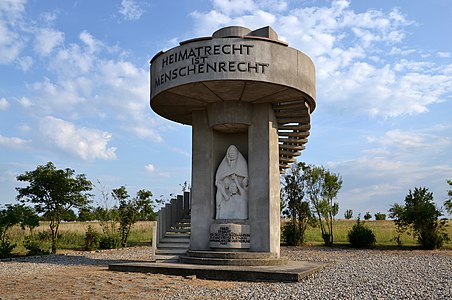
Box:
[215,145,248,220]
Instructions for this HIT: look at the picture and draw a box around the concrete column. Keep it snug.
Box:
[171,198,177,227]
[183,191,190,216]
[190,110,215,250]
[165,203,172,232]
[248,103,281,256]
[177,195,183,219]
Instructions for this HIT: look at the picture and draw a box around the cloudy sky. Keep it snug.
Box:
[0,0,451,217]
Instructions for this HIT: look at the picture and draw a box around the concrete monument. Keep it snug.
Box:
[150,25,316,263]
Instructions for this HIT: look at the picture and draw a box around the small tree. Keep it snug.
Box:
[281,163,313,245]
[113,186,153,247]
[0,204,40,257]
[374,212,386,221]
[389,187,449,249]
[344,209,353,220]
[135,190,155,221]
[347,217,376,248]
[364,211,372,220]
[16,162,93,253]
[444,179,452,214]
[305,165,342,246]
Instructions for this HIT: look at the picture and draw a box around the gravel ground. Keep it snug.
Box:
[0,246,451,299]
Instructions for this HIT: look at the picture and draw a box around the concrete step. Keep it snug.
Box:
[158,243,190,249]
[156,249,188,255]
[179,256,288,266]
[154,254,180,262]
[172,223,191,228]
[163,233,190,238]
[159,237,190,243]
[167,228,191,233]
[186,250,277,259]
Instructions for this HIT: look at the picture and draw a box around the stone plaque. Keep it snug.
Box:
[209,223,250,249]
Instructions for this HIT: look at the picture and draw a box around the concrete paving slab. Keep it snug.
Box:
[108,260,330,282]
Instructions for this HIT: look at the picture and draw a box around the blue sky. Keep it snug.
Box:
[0,0,451,217]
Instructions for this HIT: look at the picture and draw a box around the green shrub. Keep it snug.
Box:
[99,234,121,249]
[0,240,16,258]
[374,212,386,221]
[282,222,302,246]
[84,225,100,251]
[23,236,50,256]
[347,218,376,248]
[37,230,52,241]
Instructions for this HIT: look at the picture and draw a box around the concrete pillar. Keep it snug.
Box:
[248,103,281,256]
[171,198,177,227]
[177,195,183,219]
[183,191,190,216]
[190,110,215,250]
[165,203,171,232]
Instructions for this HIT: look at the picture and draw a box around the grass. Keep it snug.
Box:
[286,219,452,247]
[7,221,154,256]
[4,219,451,256]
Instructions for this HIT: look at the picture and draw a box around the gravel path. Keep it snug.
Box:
[1,246,450,299]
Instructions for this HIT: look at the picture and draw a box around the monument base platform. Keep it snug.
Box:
[108,260,329,282]
[179,250,287,266]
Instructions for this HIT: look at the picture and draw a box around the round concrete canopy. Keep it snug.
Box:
[150,26,316,126]
[149,26,316,173]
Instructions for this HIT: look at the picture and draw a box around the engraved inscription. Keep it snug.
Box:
[209,226,251,245]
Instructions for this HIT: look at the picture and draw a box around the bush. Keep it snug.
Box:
[282,222,302,246]
[99,234,121,249]
[374,212,386,220]
[23,236,50,256]
[363,212,372,220]
[37,230,52,241]
[347,218,376,248]
[344,209,353,220]
[0,240,16,258]
[84,225,100,251]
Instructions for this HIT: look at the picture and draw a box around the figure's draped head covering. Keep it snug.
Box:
[216,145,248,183]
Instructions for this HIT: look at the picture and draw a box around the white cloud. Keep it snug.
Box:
[213,0,256,16]
[79,31,102,53]
[0,97,9,110]
[34,28,64,56]
[190,0,451,118]
[38,116,117,161]
[0,0,26,16]
[0,134,31,150]
[367,128,452,153]
[0,0,26,64]
[145,164,155,173]
[328,154,452,214]
[437,51,450,58]
[25,29,164,143]
[18,96,32,108]
[16,55,33,71]
[119,0,144,21]
[18,123,31,132]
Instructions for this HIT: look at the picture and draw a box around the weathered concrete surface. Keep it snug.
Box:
[248,103,280,255]
[109,260,330,282]
[150,37,316,125]
[150,26,316,260]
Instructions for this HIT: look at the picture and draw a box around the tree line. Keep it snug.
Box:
[1,162,161,256]
[281,162,451,249]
